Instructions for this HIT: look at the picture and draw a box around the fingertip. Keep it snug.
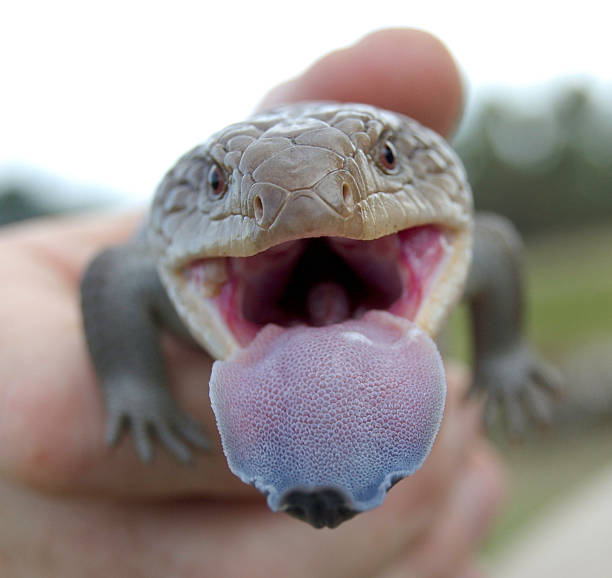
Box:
[259,28,464,136]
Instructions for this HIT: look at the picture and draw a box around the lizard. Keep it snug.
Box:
[81,102,560,529]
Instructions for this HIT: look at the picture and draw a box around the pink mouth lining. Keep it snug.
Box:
[185,224,448,346]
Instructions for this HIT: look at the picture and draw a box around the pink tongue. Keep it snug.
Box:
[209,310,446,513]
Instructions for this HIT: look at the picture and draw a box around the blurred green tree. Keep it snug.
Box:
[454,83,612,235]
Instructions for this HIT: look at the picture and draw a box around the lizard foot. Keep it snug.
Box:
[471,342,564,437]
[104,382,210,463]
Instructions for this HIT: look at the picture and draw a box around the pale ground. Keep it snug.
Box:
[488,459,612,578]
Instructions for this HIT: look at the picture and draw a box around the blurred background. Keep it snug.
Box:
[2,1,611,575]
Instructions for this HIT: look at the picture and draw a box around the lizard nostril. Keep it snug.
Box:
[342,182,354,210]
[249,183,287,228]
[254,195,264,223]
[342,183,350,203]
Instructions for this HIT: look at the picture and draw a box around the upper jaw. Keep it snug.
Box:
[149,104,473,266]
[152,170,472,266]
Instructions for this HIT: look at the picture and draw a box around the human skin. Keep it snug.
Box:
[0,29,504,577]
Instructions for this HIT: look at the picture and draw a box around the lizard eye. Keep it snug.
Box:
[208,163,227,197]
[377,140,398,172]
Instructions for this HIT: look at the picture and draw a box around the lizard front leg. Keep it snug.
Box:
[466,213,563,434]
[81,241,209,462]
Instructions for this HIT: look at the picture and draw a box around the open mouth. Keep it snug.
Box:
[178,223,465,523]
[204,223,456,521]
[183,224,452,348]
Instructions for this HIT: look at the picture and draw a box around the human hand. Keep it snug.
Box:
[0,29,504,577]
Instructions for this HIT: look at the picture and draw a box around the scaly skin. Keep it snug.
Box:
[81,102,560,526]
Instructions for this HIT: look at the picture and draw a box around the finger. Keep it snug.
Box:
[3,211,143,281]
[375,444,506,578]
[0,450,497,578]
[2,346,479,503]
[259,28,463,136]
[171,439,498,578]
[0,372,494,578]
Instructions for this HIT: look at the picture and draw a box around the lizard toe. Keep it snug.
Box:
[531,359,565,399]
[155,421,193,464]
[173,413,211,451]
[131,418,154,463]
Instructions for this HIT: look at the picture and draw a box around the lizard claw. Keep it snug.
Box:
[103,382,210,463]
[530,357,565,400]
[473,342,564,437]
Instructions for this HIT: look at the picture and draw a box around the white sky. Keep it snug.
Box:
[1,0,610,203]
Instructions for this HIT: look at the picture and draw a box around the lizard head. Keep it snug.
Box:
[150,103,473,355]
[148,103,473,527]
